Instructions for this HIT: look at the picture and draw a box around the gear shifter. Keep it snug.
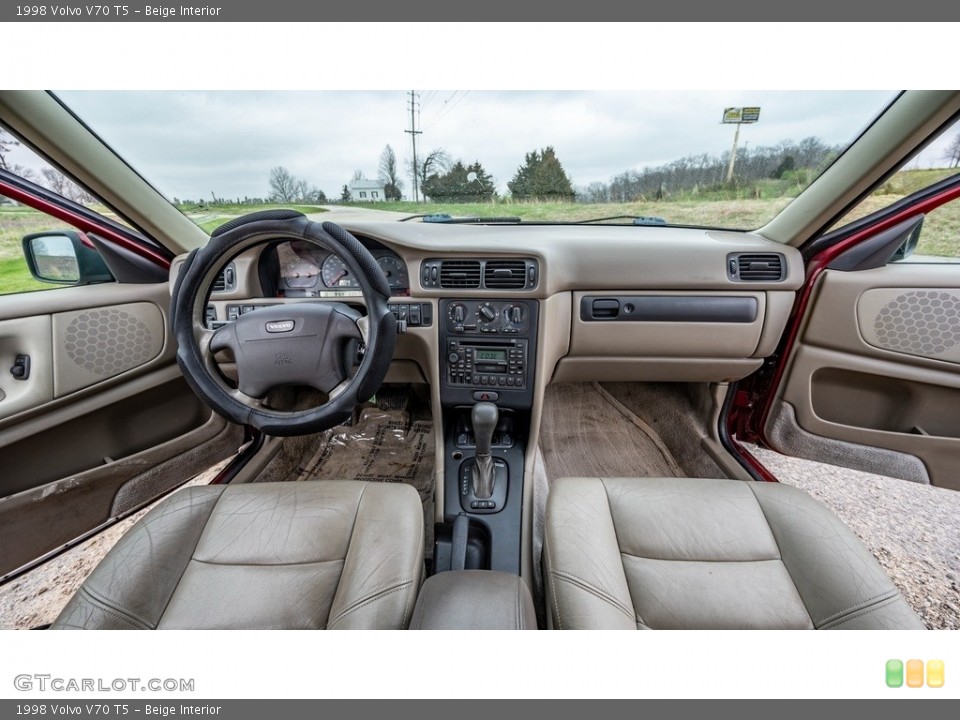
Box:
[471,402,499,499]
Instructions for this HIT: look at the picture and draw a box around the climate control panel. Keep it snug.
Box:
[445,300,531,335]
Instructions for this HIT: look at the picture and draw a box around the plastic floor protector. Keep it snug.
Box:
[294,408,434,497]
[255,405,436,556]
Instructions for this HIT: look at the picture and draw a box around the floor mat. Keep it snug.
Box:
[539,382,682,481]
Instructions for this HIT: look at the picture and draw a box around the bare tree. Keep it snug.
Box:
[409,148,451,191]
[40,167,94,204]
[943,132,960,168]
[0,128,17,171]
[351,169,366,182]
[378,144,403,200]
[268,166,300,202]
[268,166,325,204]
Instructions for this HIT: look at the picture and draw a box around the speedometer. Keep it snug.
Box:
[377,256,408,289]
[321,255,360,288]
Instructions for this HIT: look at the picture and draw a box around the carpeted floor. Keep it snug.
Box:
[539,382,683,480]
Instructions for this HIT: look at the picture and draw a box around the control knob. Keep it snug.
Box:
[478,303,498,323]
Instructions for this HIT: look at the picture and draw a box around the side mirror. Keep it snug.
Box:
[22,231,113,285]
[891,218,923,262]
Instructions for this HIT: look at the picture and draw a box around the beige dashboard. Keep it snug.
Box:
[170,221,804,386]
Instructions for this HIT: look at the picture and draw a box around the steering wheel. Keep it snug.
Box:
[172,209,397,436]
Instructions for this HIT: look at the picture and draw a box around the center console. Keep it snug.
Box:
[435,299,539,575]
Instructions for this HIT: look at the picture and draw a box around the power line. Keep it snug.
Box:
[422,90,469,131]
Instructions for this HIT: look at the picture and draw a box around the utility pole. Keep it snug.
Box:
[405,91,422,202]
[725,122,741,184]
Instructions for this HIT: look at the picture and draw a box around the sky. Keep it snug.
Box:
[9,89,904,202]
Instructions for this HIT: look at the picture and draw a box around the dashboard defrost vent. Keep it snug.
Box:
[212,262,236,293]
[440,260,482,288]
[729,253,785,282]
[484,260,527,289]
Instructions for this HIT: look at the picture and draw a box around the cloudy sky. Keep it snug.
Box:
[20,89,906,202]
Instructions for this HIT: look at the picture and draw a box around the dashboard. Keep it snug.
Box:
[182,221,805,391]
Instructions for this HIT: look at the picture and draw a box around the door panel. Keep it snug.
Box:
[0,281,243,579]
[768,264,960,490]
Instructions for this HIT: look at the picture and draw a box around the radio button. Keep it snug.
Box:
[448,352,460,363]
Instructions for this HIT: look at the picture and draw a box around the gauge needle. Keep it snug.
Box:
[331,270,347,284]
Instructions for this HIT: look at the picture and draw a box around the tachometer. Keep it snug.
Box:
[321,254,360,288]
[377,255,408,289]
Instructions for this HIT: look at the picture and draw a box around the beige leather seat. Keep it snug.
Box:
[543,477,925,630]
[53,481,424,630]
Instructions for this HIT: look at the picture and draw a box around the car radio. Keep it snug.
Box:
[440,299,538,409]
[445,337,528,389]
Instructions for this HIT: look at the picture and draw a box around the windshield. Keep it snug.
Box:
[56,90,896,232]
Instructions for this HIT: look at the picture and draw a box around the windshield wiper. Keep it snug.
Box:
[574,215,667,226]
[400,213,522,224]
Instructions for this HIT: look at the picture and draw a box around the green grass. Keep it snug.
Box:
[353,197,797,229]
[175,203,328,235]
[0,257,50,293]
[0,206,71,295]
[3,168,960,295]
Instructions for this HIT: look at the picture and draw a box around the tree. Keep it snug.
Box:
[340,184,351,202]
[771,155,796,179]
[40,168,94,204]
[943,132,960,168]
[421,160,496,202]
[508,146,575,201]
[268,166,325,204]
[351,169,366,182]
[409,148,451,195]
[378,144,404,200]
[0,128,17,171]
[269,166,300,202]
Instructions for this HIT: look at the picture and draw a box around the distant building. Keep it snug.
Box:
[348,179,386,202]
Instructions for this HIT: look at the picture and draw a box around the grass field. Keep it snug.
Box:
[2,171,959,295]
[177,204,328,234]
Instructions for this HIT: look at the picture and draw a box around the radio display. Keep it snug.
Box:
[475,349,507,362]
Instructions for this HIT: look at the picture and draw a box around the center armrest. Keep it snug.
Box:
[410,570,537,630]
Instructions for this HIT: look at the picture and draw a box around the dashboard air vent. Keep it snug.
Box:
[729,253,785,282]
[212,262,236,292]
[440,260,482,288]
[484,260,527,289]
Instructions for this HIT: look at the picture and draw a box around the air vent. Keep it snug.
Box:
[440,260,482,288]
[729,253,785,282]
[484,260,527,289]
[212,262,236,293]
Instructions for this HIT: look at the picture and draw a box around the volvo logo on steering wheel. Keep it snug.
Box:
[266,320,295,333]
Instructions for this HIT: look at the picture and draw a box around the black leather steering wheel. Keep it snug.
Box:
[172,209,396,436]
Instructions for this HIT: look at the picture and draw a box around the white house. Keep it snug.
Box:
[348,179,386,202]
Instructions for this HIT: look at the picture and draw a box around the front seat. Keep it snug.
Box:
[52,481,424,630]
[543,476,925,630]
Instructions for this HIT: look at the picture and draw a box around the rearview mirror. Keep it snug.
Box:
[22,231,113,285]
